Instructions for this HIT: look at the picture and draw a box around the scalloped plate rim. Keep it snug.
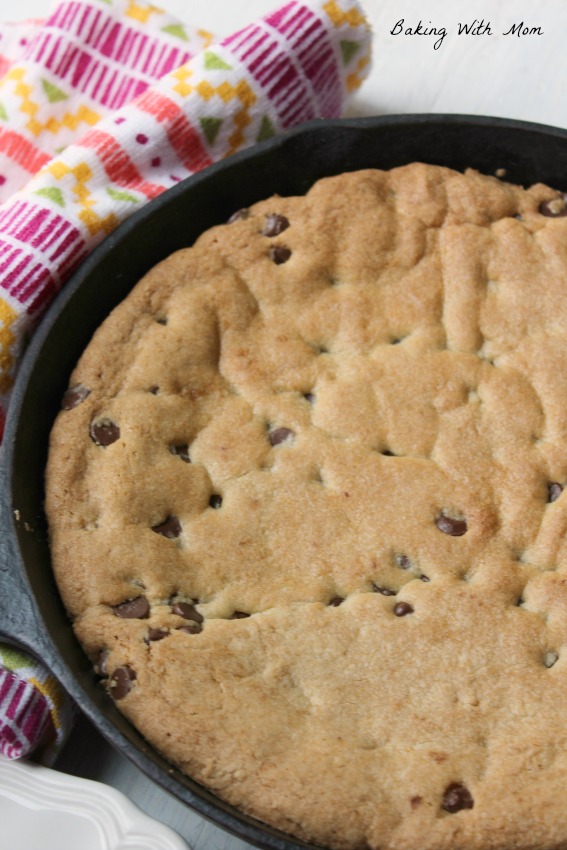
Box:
[0,758,191,850]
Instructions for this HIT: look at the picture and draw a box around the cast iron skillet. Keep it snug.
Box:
[2,114,567,850]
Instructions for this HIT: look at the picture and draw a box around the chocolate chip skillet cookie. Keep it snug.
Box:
[46,164,567,850]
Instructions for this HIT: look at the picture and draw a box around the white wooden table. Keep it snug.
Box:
[10,0,567,847]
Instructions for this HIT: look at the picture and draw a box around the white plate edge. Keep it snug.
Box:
[0,758,191,850]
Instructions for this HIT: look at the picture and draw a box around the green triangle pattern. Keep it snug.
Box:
[41,78,69,103]
[256,115,275,143]
[340,40,361,64]
[107,186,140,203]
[0,102,8,121]
[204,51,232,71]
[200,116,223,145]
[0,645,34,671]
[35,187,65,207]
[161,24,189,41]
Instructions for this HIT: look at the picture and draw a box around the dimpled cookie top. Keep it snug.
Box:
[46,164,567,850]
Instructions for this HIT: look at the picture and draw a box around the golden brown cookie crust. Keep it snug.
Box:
[46,164,567,850]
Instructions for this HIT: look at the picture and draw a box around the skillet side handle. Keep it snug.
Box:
[0,447,50,660]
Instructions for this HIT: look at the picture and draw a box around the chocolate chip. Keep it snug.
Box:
[156,317,168,325]
[90,419,120,446]
[113,596,150,619]
[152,515,182,538]
[62,384,90,410]
[109,666,136,700]
[303,392,315,403]
[262,214,290,237]
[372,584,396,596]
[146,627,169,642]
[269,427,294,446]
[230,611,250,619]
[442,783,474,813]
[410,795,423,810]
[548,482,563,503]
[420,574,431,582]
[393,601,414,617]
[269,245,291,264]
[209,494,222,509]
[149,385,159,394]
[228,207,249,223]
[95,649,109,677]
[539,195,567,217]
[170,444,190,463]
[396,554,412,570]
[171,601,203,623]
[436,514,467,536]
[177,622,202,634]
[329,596,344,607]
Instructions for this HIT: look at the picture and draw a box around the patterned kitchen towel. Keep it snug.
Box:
[0,0,372,441]
[0,0,371,759]
[0,643,74,763]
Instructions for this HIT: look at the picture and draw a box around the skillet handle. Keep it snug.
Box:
[0,447,53,662]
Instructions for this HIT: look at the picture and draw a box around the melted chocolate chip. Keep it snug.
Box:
[149,385,159,395]
[156,317,168,325]
[146,627,169,643]
[269,245,292,264]
[170,444,190,463]
[436,514,468,536]
[269,427,294,446]
[109,666,136,700]
[539,195,567,217]
[62,384,90,410]
[262,214,290,237]
[152,515,182,538]
[177,622,202,634]
[95,649,109,677]
[548,482,563,503]
[209,494,222,509]
[228,207,250,223]
[372,584,396,596]
[329,596,344,607]
[396,554,412,570]
[393,601,414,617]
[171,601,204,623]
[90,419,120,447]
[113,596,150,619]
[230,611,250,619]
[442,783,474,813]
